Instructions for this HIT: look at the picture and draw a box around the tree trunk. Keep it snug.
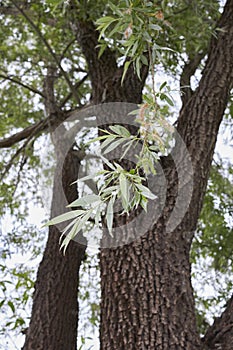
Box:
[22,0,233,349]
[99,1,233,349]
[22,128,86,350]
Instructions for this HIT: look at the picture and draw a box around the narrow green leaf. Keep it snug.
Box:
[106,197,115,236]
[100,155,117,171]
[128,108,140,115]
[100,185,119,196]
[100,135,117,149]
[108,2,123,16]
[86,134,109,145]
[60,220,81,254]
[109,125,131,137]
[8,301,15,313]
[45,210,86,226]
[119,173,129,204]
[120,139,135,160]
[149,145,159,151]
[97,43,107,58]
[103,138,126,155]
[59,218,80,244]
[60,209,93,253]
[140,54,148,66]
[149,24,162,31]
[121,60,131,84]
[159,81,167,91]
[135,183,157,200]
[163,94,174,106]
[95,16,116,24]
[72,174,97,184]
[131,40,139,57]
[135,56,141,80]
[140,196,148,212]
[67,194,100,208]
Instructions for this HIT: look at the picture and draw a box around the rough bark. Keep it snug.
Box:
[17,0,233,349]
[22,126,86,350]
[98,1,233,349]
[19,58,88,350]
[22,141,86,349]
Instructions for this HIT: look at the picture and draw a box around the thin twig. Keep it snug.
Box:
[59,74,89,108]
[0,73,45,97]
[0,140,29,182]
[147,42,157,102]
[60,38,76,61]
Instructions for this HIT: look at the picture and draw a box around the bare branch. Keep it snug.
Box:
[203,294,233,350]
[0,73,45,97]
[59,74,89,108]
[0,103,94,149]
[180,51,206,105]
[0,1,29,15]
[60,38,76,61]
[0,120,45,148]
[0,132,34,182]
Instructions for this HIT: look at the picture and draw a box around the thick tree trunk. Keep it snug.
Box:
[22,129,86,350]
[22,0,233,349]
[99,1,233,349]
[100,162,201,349]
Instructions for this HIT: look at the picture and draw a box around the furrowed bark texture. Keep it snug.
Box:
[96,1,233,349]
[22,0,233,348]
[22,129,86,350]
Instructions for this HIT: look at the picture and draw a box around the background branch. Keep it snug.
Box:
[203,294,233,350]
[10,0,80,103]
[0,73,45,97]
[180,51,206,105]
[0,103,94,149]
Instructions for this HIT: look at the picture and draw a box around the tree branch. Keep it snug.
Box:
[0,1,29,15]
[0,136,31,182]
[0,119,46,148]
[10,0,80,103]
[180,51,206,105]
[0,103,94,149]
[176,0,233,247]
[203,294,233,350]
[59,74,89,108]
[0,73,45,97]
